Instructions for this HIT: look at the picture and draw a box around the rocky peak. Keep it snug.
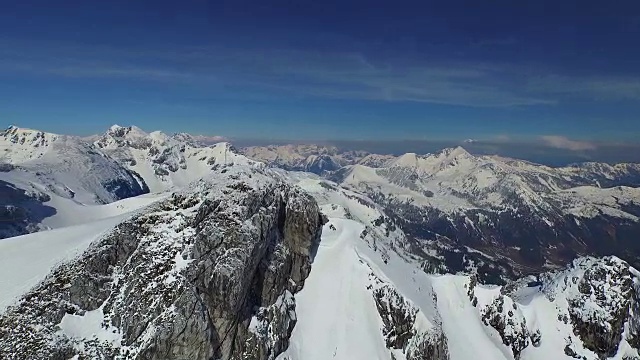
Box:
[106,124,148,138]
[391,152,421,168]
[98,125,155,150]
[388,147,476,174]
[428,146,476,171]
[439,146,471,159]
[0,166,324,360]
[540,256,638,358]
[94,124,257,192]
[1,125,57,147]
[2,125,18,134]
[172,132,204,147]
[357,153,397,167]
[241,144,361,174]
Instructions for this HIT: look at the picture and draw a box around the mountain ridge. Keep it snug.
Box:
[2,124,640,359]
[0,125,150,238]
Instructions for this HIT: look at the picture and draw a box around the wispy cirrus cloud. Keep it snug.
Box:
[0,39,553,107]
[528,75,640,101]
[3,38,640,108]
[540,135,597,151]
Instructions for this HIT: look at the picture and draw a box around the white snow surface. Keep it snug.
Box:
[59,304,123,347]
[2,132,640,359]
[279,219,392,360]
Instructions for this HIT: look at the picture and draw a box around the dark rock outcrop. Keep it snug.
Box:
[0,166,324,360]
[369,274,449,360]
[480,296,530,359]
[0,179,55,238]
[564,257,634,358]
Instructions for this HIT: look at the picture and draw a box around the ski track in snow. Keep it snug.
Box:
[279,219,391,360]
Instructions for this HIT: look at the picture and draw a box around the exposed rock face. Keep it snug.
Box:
[480,296,530,359]
[0,166,324,360]
[530,256,640,359]
[0,179,54,238]
[369,273,449,360]
[628,272,640,350]
[347,179,640,284]
[458,256,640,360]
[562,257,634,358]
[373,285,418,350]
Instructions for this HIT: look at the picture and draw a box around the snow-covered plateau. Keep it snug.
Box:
[2,124,640,360]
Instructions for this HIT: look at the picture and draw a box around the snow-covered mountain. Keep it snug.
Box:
[0,125,149,238]
[281,218,640,360]
[2,164,640,360]
[94,125,255,192]
[241,144,394,174]
[3,124,640,359]
[328,147,640,280]
[0,165,325,359]
[269,174,640,360]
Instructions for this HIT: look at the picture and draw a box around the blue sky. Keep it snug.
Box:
[1,0,640,143]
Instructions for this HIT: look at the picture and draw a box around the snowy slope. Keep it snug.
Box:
[94,125,256,192]
[0,125,148,204]
[1,151,640,359]
[0,125,150,238]
[279,171,640,358]
[279,183,640,360]
[0,192,163,312]
[0,218,122,312]
[279,219,392,360]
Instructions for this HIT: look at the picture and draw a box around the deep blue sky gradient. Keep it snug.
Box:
[1,0,640,142]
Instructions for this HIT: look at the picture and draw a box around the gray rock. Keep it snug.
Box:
[369,274,449,360]
[566,257,634,358]
[0,166,324,360]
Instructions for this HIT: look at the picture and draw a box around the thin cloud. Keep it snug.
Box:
[540,135,597,151]
[529,75,640,101]
[0,60,206,83]
[0,40,554,107]
[3,38,640,107]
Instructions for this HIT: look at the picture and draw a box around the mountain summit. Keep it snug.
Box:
[94,125,255,192]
